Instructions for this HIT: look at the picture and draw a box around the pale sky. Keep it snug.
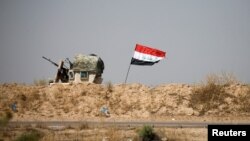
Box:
[0,0,250,85]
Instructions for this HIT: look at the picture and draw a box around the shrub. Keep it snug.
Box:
[138,125,155,141]
[14,130,43,141]
[189,74,232,115]
[0,111,13,127]
[203,72,238,86]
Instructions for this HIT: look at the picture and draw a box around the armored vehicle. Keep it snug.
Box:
[42,54,104,84]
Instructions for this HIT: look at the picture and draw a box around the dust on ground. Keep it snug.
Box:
[0,83,250,122]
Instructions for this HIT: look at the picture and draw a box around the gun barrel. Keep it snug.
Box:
[42,56,58,67]
[66,58,73,69]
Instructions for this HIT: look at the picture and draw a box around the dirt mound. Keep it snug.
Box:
[0,83,249,121]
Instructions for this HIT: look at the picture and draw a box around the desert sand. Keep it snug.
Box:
[1,82,249,122]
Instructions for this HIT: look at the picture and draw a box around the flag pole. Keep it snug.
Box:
[124,63,132,84]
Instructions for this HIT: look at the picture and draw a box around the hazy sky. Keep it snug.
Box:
[0,0,250,85]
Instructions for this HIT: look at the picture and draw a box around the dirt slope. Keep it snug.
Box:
[0,83,249,121]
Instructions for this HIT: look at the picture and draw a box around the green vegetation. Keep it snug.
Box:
[138,125,155,141]
[0,111,13,141]
[0,111,13,127]
[14,130,43,141]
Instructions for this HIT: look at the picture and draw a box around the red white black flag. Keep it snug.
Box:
[131,44,166,65]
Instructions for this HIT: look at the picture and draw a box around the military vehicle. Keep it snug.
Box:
[42,54,104,84]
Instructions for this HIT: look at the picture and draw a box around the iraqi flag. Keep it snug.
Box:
[130,44,166,66]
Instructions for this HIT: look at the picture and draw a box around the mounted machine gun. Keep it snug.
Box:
[42,54,104,84]
[42,56,69,83]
